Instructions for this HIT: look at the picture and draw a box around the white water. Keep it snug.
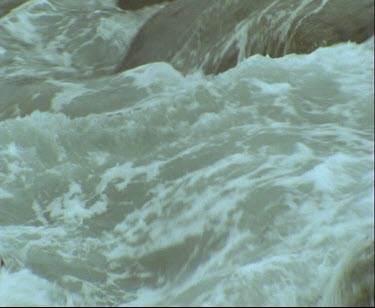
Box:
[0,0,374,306]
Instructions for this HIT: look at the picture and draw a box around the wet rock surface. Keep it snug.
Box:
[116,0,374,75]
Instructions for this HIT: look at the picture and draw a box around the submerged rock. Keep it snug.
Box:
[116,0,374,75]
[0,0,29,18]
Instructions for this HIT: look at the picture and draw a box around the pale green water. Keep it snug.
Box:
[0,0,374,306]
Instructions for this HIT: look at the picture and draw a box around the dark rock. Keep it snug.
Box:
[117,0,174,11]
[0,0,29,18]
[0,256,6,270]
[116,0,374,75]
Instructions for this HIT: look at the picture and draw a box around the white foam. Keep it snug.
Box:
[0,269,78,306]
[47,182,107,224]
[0,2,373,306]
[123,62,183,90]
[304,152,355,193]
[251,78,292,95]
[49,81,93,112]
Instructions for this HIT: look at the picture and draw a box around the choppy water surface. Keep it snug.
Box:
[0,0,373,306]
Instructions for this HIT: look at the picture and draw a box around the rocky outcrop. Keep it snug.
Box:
[322,239,374,307]
[116,0,374,75]
[117,0,174,11]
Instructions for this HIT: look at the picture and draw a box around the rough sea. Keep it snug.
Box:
[0,0,374,306]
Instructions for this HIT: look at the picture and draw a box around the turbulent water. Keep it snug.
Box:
[0,0,374,306]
